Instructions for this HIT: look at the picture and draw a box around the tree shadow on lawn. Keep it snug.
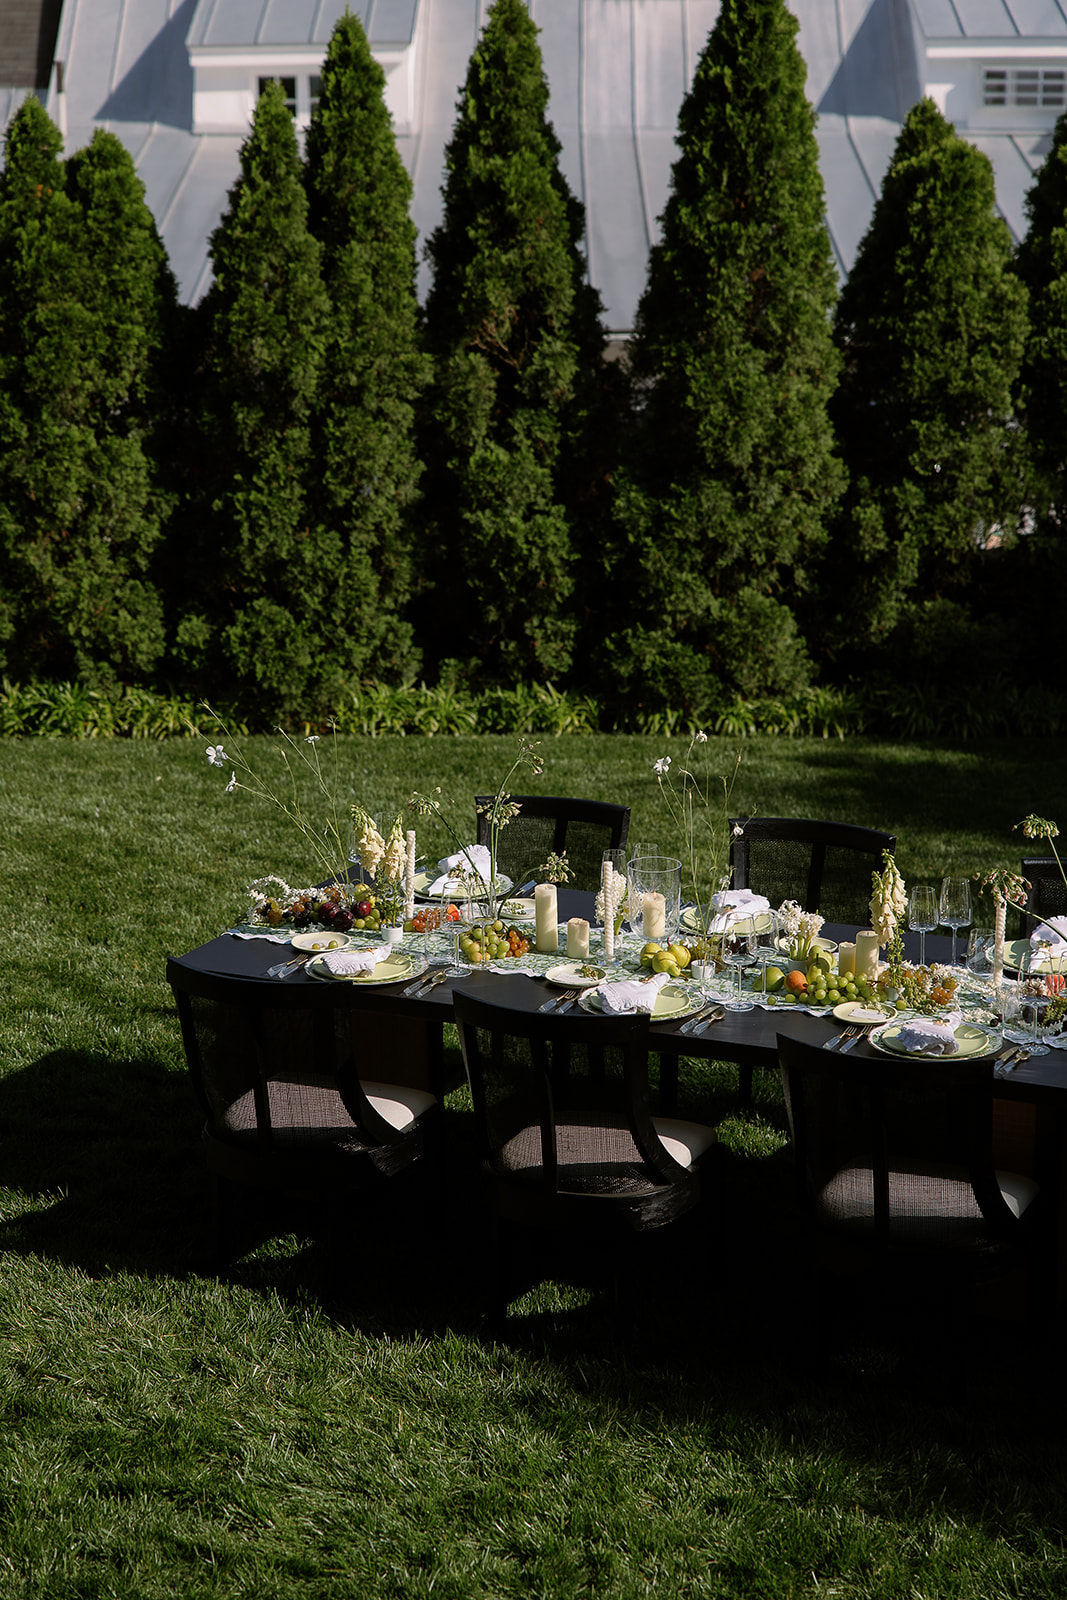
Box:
[4,1042,1065,1461]
[0,1046,211,1278]
[0,1042,496,1324]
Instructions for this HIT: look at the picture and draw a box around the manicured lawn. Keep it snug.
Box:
[2,735,1066,1598]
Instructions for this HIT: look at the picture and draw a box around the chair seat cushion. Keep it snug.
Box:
[495,1114,715,1194]
[816,1163,1037,1248]
[361,1081,437,1130]
[651,1116,718,1168]
[217,1078,435,1144]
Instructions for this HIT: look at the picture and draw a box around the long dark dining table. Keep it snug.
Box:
[168,890,1067,1099]
[170,890,1067,1304]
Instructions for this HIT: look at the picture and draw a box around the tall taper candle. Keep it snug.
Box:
[404,830,417,922]
[602,859,615,961]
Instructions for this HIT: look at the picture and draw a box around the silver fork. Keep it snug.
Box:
[266,954,313,979]
[540,988,579,1013]
[680,1004,724,1036]
[828,1026,856,1052]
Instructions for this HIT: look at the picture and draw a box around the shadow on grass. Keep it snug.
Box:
[3,1044,1064,1458]
[0,1047,210,1277]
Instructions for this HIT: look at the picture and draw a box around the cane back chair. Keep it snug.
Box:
[168,959,439,1265]
[475,795,630,893]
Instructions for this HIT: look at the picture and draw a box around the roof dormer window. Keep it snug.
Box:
[983,67,1067,111]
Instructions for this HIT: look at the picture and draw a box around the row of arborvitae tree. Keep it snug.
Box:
[1,0,1065,726]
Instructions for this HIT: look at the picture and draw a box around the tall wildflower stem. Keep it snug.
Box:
[652,739,742,936]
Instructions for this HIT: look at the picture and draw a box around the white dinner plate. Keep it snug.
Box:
[679,907,779,937]
[545,962,605,988]
[832,1000,894,1024]
[307,953,421,985]
[1005,937,1067,975]
[413,870,513,902]
[579,984,698,1022]
[868,1020,999,1059]
[499,898,537,919]
[776,935,838,955]
[290,931,355,953]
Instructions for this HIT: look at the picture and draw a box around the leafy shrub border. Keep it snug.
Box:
[1,676,1056,741]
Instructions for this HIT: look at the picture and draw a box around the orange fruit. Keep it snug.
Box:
[784,970,808,994]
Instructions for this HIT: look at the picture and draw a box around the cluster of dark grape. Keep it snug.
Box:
[254,889,366,932]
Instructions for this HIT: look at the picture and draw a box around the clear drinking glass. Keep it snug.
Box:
[721,921,756,1012]
[939,876,972,969]
[908,884,938,967]
[627,856,682,944]
[966,927,995,979]
[752,909,781,995]
[1019,953,1050,1055]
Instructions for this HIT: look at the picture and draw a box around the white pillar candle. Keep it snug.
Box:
[837,941,855,978]
[855,929,880,981]
[644,891,666,940]
[535,883,558,953]
[602,859,615,961]
[404,830,417,922]
[567,918,590,960]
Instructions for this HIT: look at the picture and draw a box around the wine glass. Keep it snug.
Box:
[721,919,756,1012]
[939,876,972,969]
[752,909,781,996]
[908,885,938,967]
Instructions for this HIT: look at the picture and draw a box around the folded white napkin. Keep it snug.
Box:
[1031,918,1067,961]
[707,888,771,934]
[320,945,391,976]
[895,1010,962,1055]
[597,971,671,1014]
[428,844,492,896]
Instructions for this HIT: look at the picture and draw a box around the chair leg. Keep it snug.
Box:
[737,1063,754,1105]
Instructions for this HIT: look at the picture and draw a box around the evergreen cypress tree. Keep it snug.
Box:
[179,81,331,713]
[0,105,176,683]
[1015,111,1067,538]
[420,0,610,685]
[303,11,429,683]
[607,0,844,716]
[826,99,1028,657]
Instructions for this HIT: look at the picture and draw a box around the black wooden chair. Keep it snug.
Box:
[475,795,630,893]
[453,990,718,1329]
[719,817,896,1104]
[777,1032,1043,1392]
[729,816,896,926]
[167,959,440,1267]
[1021,857,1067,937]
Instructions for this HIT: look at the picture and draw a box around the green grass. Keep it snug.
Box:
[2,735,1067,1598]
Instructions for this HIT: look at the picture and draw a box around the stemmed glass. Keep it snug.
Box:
[939,876,972,969]
[721,920,756,1012]
[908,885,938,967]
[752,909,781,996]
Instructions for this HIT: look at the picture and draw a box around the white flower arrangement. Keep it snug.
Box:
[777,899,825,960]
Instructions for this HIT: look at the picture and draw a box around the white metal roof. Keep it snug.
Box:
[16,0,1066,328]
